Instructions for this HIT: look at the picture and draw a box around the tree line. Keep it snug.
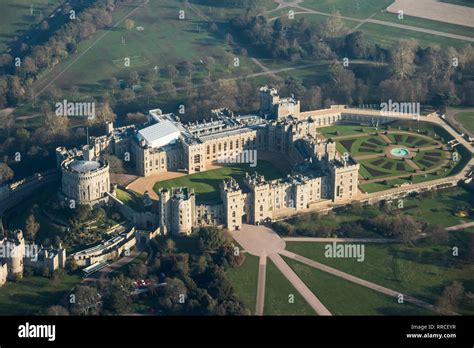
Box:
[230,11,474,110]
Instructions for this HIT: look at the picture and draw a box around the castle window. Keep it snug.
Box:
[230,141,233,150]
[207,146,210,155]
[260,205,263,212]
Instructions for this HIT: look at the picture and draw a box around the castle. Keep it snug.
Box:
[55,86,371,235]
[0,229,66,287]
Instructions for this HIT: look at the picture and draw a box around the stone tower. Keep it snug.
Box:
[220,178,245,231]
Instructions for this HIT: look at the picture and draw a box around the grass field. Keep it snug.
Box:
[0,0,62,53]
[284,257,432,315]
[31,0,260,104]
[301,0,393,19]
[153,161,283,204]
[455,112,474,133]
[280,187,473,233]
[285,239,474,315]
[373,11,474,38]
[264,258,316,315]
[226,253,259,312]
[357,22,471,48]
[0,273,81,315]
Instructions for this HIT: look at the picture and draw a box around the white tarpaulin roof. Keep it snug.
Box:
[137,120,180,148]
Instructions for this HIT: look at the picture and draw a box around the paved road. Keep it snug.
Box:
[255,254,267,315]
[446,221,474,231]
[269,253,332,315]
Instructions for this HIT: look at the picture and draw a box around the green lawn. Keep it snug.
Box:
[285,239,474,314]
[153,160,283,204]
[0,273,81,315]
[0,0,62,53]
[31,0,260,108]
[264,258,316,315]
[279,186,473,231]
[284,257,432,315]
[322,124,466,190]
[358,22,471,48]
[373,11,474,38]
[455,112,474,133]
[116,187,145,212]
[226,253,259,313]
[301,0,393,19]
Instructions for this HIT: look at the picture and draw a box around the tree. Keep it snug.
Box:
[142,84,157,103]
[0,163,14,183]
[69,285,102,315]
[345,31,373,59]
[165,239,176,254]
[128,71,140,85]
[128,263,147,279]
[25,214,40,241]
[197,227,226,252]
[390,39,418,80]
[320,11,347,38]
[202,56,215,76]
[157,277,187,314]
[126,112,147,124]
[160,81,176,98]
[46,305,69,316]
[436,281,464,314]
[104,286,128,315]
[104,154,125,173]
[110,77,119,94]
[392,215,420,244]
[166,65,178,81]
[425,224,449,244]
[93,101,117,124]
[124,19,135,31]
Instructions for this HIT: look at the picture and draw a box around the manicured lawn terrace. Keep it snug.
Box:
[264,259,316,315]
[386,133,437,148]
[153,160,284,204]
[285,238,474,315]
[116,187,145,212]
[283,257,432,315]
[320,123,468,192]
[0,274,81,315]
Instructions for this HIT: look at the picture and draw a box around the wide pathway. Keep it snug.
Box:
[255,254,267,315]
[231,223,446,316]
